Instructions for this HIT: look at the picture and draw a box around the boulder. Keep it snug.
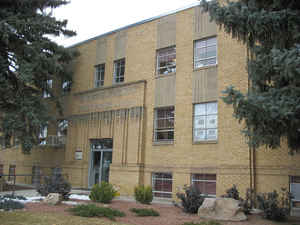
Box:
[44,193,62,205]
[198,198,247,221]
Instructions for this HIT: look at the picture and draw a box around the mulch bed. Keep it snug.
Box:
[24,199,300,225]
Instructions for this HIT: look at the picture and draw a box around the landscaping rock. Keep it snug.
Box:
[198,198,247,221]
[44,193,62,205]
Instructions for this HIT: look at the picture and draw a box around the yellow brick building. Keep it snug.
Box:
[0,4,300,204]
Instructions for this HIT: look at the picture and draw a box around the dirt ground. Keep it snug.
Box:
[24,199,300,225]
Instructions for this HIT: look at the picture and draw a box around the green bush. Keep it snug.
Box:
[257,189,292,221]
[222,185,252,215]
[0,199,24,211]
[134,185,153,204]
[89,181,117,204]
[176,185,205,214]
[37,174,71,200]
[182,221,221,225]
[130,208,160,216]
[69,204,125,220]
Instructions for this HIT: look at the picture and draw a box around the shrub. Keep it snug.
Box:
[130,208,160,216]
[222,185,252,215]
[89,181,117,204]
[69,204,125,220]
[176,185,205,214]
[257,189,292,221]
[0,199,24,211]
[134,185,153,204]
[37,174,71,200]
[182,221,221,225]
[222,184,240,200]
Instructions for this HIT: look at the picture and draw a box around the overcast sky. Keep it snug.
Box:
[52,0,199,47]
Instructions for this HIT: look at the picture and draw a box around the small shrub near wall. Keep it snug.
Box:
[257,189,292,222]
[37,174,71,200]
[89,181,118,204]
[222,185,252,215]
[176,185,205,214]
[134,185,153,204]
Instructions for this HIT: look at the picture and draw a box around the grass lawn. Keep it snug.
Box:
[0,211,131,225]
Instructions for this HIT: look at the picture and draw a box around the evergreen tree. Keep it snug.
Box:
[201,0,300,153]
[0,0,77,153]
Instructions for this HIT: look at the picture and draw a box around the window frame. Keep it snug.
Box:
[113,58,125,84]
[153,106,175,142]
[8,165,16,181]
[95,63,105,88]
[156,46,176,76]
[290,176,300,207]
[39,125,48,145]
[62,80,71,94]
[43,79,53,98]
[0,164,3,176]
[57,119,68,137]
[191,173,217,197]
[193,102,218,142]
[152,172,173,198]
[194,37,217,69]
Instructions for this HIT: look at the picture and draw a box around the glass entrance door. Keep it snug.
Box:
[89,139,113,187]
[101,151,112,183]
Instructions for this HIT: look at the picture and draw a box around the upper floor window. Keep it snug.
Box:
[113,59,125,84]
[43,79,52,98]
[157,46,176,75]
[154,107,174,142]
[0,164,3,176]
[193,102,218,142]
[0,136,5,150]
[95,64,105,87]
[57,119,68,137]
[194,37,217,69]
[62,80,71,94]
[39,125,48,145]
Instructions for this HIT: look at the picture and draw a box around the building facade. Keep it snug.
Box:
[0,4,300,204]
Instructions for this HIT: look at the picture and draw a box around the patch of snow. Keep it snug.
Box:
[69,194,90,201]
[0,196,44,204]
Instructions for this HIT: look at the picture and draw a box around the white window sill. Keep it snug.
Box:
[193,64,218,72]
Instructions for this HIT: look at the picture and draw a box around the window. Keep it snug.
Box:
[193,102,218,141]
[95,64,105,87]
[39,125,48,145]
[152,172,172,198]
[0,135,11,149]
[291,176,300,207]
[32,166,41,185]
[192,174,216,197]
[57,119,68,137]
[52,167,62,176]
[113,59,125,83]
[154,107,174,142]
[62,80,71,94]
[0,164,3,176]
[0,136,5,149]
[43,79,53,98]
[157,46,176,75]
[194,37,217,68]
[8,165,16,181]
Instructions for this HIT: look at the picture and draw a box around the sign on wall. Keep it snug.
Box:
[75,150,83,160]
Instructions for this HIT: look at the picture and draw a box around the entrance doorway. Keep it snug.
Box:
[89,139,113,188]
